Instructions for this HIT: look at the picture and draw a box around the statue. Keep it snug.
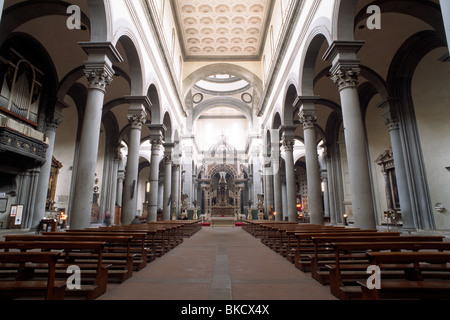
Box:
[181,193,188,211]
[257,194,264,211]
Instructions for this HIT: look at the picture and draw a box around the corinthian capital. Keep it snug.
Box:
[282,138,295,152]
[84,65,114,92]
[128,110,147,130]
[331,68,360,91]
[299,110,317,130]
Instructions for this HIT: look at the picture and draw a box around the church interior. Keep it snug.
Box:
[0,0,450,303]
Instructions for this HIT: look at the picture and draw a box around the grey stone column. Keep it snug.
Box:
[70,43,122,229]
[324,150,337,225]
[379,99,416,231]
[122,99,148,225]
[0,0,4,23]
[439,0,450,52]
[324,41,376,230]
[108,153,119,222]
[281,125,298,222]
[298,103,324,225]
[116,170,124,208]
[147,124,165,222]
[172,163,181,219]
[32,112,62,228]
[162,143,174,221]
[70,69,114,228]
[271,139,283,221]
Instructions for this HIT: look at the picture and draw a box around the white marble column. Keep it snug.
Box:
[379,99,416,231]
[324,41,376,230]
[281,125,298,222]
[32,112,62,227]
[298,103,324,225]
[70,49,121,229]
[122,99,148,225]
[147,124,165,222]
[162,143,174,221]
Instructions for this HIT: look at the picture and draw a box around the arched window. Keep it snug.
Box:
[0,48,43,126]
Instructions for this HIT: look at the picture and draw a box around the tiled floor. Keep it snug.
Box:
[97,226,337,300]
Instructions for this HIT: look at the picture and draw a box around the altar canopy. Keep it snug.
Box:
[199,135,246,219]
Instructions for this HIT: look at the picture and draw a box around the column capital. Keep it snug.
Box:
[299,109,317,130]
[330,67,360,91]
[323,40,365,91]
[377,98,401,132]
[163,142,175,163]
[279,124,296,149]
[84,64,115,92]
[127,109,147,130]
[147,124,166,147]
[45,112,63,132]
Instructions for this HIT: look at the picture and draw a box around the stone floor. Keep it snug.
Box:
[97,226,337,301]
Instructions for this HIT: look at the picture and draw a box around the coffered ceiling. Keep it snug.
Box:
[171,0,274,61]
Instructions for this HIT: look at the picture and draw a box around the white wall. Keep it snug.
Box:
[412,47,450,229]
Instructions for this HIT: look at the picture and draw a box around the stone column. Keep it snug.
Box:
[70,43,122,229]
[172,163,181,219]
[162,143,174,221]
[439,0,450,52]
[324,41,376,229]
[147,124,165,222]
[32,111,62,228]
[271,139,283,221]
[281,125,298,222]
[122,98,148,224]
[298,101,324,225]
[379,99,416,231]
[116,169,124,208]
[108,152,119,222]
[0,0,4,23]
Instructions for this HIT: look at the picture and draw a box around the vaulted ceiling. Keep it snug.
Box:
[171,0,274,61]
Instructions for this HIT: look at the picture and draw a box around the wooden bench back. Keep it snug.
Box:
[367,252,450,264]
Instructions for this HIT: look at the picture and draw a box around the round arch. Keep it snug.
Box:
[332,0,357,41]
[114,31,145,96]
[191,97,253,123]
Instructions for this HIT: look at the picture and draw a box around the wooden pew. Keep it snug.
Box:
[4,234,134,283]
[0,241,108,300]
[325,240,448,300]
[0,252,66,300]
[45,231,148,271]
[101,224,171,258]
[293,230,390,272]
[270,225,348,258]
[359,251,450,300]
[84,226,159,262]
[309,235,444,284]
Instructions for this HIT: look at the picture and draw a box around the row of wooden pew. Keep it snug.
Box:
[242,220,450,300]
[0,220,202,300]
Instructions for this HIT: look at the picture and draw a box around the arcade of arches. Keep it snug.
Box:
[0,0,449,233]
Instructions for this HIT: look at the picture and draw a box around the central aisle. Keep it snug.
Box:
[98,226,337,300]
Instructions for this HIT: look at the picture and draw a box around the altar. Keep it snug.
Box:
[210,216,236,227]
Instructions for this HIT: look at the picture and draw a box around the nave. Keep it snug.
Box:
[97,226,336,300]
